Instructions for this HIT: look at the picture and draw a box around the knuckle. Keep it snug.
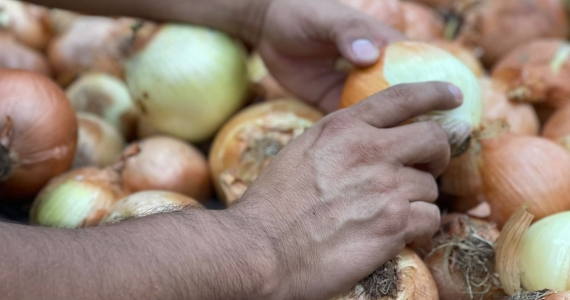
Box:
[426,205,442,234]
[381,201,410,235]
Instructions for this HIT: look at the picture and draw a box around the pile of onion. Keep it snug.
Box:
[119,136,212,202]
[247,52,295,101]
[335,0,405,32]
[330,248,439,300]
[124,22,251,143]
[455,0,568,67]
[0,35,51,77]
[421,213,504,300]
[99,190,203,225]
[0,70,77,201]
[429,39,484,78]
[72,112,125,169]
[492,39,570,110]
[339,40,483,157]
[542,104,570,151]
[65,72,139,140]
[0,0,53,50]
[209,98,324,206]
[401,2,445,42]
[47,16,136,87]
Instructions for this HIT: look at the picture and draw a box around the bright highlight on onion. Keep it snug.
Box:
[124,22,250,143]
[0,0,53,50]
[340,40,483,157]
[0,35,51,77]
[331,248,439,300]
[209,98,323,206]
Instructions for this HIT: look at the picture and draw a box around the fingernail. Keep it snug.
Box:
[351,39,379,62]
[448,84,464,102]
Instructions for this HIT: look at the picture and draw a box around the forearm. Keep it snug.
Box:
[26,0,270,45]
[0,208,279,300]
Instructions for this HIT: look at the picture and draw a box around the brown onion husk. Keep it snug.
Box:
[209,98,324,206]
[429,39,484,78]
[120,135,212,202]
[246,52,295,101]
[509,290,570,300]
[456,0,568,68]
[401,2,445,42]
[0,0,53,51]
[492,39,570,110]
[331,247,439,300]
[46,16,137,87]
[542,104,570,150]
[0,35,51,77]
[0,70,77,201]
[72,112,125,169]
[336,0,405,32]
[99,190,203,225]
[422,213,505,300]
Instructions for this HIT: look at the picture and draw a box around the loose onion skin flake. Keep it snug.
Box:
[0,35,52,77]
[0,70,77,201]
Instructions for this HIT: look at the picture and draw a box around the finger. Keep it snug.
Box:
[398,167,439,203]
[346,82,463,129]
[404,201,441,247]
[387,121,451,177]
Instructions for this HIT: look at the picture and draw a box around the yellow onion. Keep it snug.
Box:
[456,0,568,68]
[492,39,570,110]
[340,40,482,157]
[209,98,323,206]
[124,22,250,143]
[401,2,445,42]
[65,72,139,140]
[422,213,504,300]
[120,136,212,202]
[336,0,405,32]
[247,52,295,101]
[0,0,53,50]
[0,35,51,77]
[99,190,203,225]
[542,104,570,150]
[72,112,125,169]
[47,16,135,87]
[429,39,484,78]
[331,248,439,300]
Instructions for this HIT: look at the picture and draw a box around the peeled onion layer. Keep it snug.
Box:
[246,52,294,101]
[99,190,203,225]
[0,36,52,77]
[335,0,405,32]
[0,0,53,50]
[401,2,444,42]
[125,23,250,143]
[340,41,482,157]
[65,72,139,140]
[209,98,324,206]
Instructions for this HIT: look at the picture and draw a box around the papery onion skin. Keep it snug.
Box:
[519,211,570,292]
[247,52,295,101]
[492,39,570,110]
[542,104,570,149]
[209,98,324,206]
[0,70,77,201]
[0,0,53,50]
[340,41,482,157]
[0,35,51,77]
[456,0,568,68]
[479,134,570,229]
[29,167,126,228]
[99,190,203,225]
[65,72,139,140]
[336,0,405,32]
[73,112,126,169]
[121,135,212,202]
[401,2,445,42]
[429,39,484,78]
[331,247,439,300]
[125,23,250,143]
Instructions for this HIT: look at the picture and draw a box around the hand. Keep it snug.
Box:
[231,82,463,300]
[256,0,406,113]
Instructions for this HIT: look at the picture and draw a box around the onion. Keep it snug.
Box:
[340,40,482,157]
[401,2,445,42]
[422,213,504,300]
[0,0,53,50]
[456,0,568,68]
[429,39,484,78]
[65,72,139,140]
[247,52,295,101]
[331,248,439,300]
[336,0,405,32]
[135,116,166,139]
[542,104,570,150]
[72,112,125,169]
[47,16,135,87]
[120,135,212,202]
[99,190,203,225]
[0,35,51,77]
[124,22,250,143]
[209,98,324,206]
[492,39,570,110]
[509,291,570,300]
[0,70,77,201]
[48,8,79,35]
